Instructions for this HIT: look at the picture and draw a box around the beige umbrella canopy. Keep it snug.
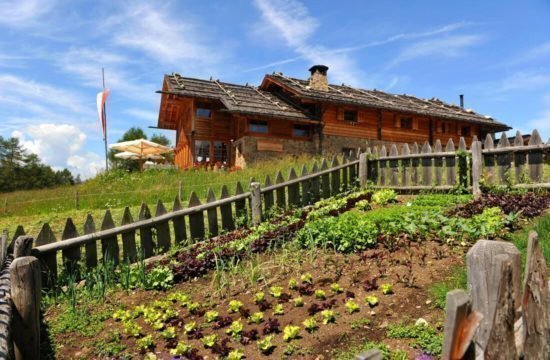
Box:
[114,151,165,160]
[109,139,172,155]
[109,139,172,170]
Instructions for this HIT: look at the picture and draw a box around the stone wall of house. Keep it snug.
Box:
[234,136,317,168]
[322,135,402,157]
[233,135,409,168]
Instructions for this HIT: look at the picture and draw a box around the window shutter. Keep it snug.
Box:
[413,119,419,130]
[394,116,400,128]
[337,108,344,121]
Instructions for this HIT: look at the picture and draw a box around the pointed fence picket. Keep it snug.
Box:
[5,129,548,289]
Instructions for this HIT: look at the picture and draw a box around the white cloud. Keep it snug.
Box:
[0,74,91,115]
[12,123,103,179]
[253,0,362,85]
[496,71,550,93]
[0,0,54,27]
[107,3,220,67]
[387,34,484,68]
[67,152,104,179]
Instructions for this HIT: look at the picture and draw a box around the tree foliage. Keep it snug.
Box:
[0,136,76,192]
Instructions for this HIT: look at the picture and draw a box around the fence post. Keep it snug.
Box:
[471,140,482,197]
[442,289,479,360]
[358,152,368,187]
[10,256,41,360]
[250,182,262,226]
[75,190,79,210]
[178,181,183,201]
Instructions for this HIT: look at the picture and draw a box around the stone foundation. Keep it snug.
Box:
[234,136,317,168]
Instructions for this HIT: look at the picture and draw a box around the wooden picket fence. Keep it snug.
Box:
[1,155,358,289]
[359,129,549,193]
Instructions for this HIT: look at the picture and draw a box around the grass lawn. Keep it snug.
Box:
[0,155,320,236]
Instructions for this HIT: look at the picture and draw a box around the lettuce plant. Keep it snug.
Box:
[187,302,200,313]
[381,284,394,295]
[345,299,360,314]
[170,342,193,356]
[321,309,336,324]
[257,335,275,354]
[330,283,343,294]
[254,292,265,303]
[365,295,379,307]
[161,326,176,339]
[136,335,154,350]
[269,286,283,298]
[228,300,244,313]
[248,312,264,324]
[226,320,244,338]
[205,310,219,323]
[301,273,313,284]
[303,317,318,333]
[293,297,304,307]
[288,278,298,290]
[227,349,245,360]
[273,304,284,315]
[201,334,218,348]
[113,309,133,322]
[122,321,142,337]
[283,325,300,341]
[167,292,190,306]
[315,289,326,300]
[184,321,197,334]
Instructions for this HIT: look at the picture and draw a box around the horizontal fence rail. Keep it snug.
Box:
[2,153,361,288]
[361,129,549,193]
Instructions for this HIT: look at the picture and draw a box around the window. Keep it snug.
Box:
[400,117,413,129]
[344,110,358,123]
[194,140,210,163]
[342,147,355,156]
[441,123,446,134]
[195,108,212,118]
[292,124,310,137]
[249,120,268,134]
[213,142,228,164]
[461,126,471,137]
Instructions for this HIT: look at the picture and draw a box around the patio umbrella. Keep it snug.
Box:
[110,139,172,170]
[114,151,165,161]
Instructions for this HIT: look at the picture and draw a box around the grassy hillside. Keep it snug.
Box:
[0,155,320,237]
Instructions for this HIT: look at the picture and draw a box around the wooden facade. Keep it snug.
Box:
[157,66,510,169]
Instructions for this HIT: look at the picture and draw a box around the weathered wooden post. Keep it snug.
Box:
[441,289,479,360]
[10,256,41,360]
[358,152,368,187]
[466,240,521,358]
[471,140,482,197]
[178,181,183,201]
[522,231,550,358]
[250,182,262,226]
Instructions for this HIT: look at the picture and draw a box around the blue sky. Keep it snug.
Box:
[0,0,548,178]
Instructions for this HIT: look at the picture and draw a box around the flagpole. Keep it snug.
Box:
[102,68,109,172]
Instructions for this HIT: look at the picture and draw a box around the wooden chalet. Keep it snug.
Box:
[157,65,510,169]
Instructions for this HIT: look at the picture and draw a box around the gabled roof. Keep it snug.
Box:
[263,73,510,130]
[160,74,311,121]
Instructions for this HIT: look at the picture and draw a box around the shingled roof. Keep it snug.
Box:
[161,74,311,121]
[264,73,510,130]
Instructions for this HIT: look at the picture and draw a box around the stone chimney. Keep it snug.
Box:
[308,65,329,91]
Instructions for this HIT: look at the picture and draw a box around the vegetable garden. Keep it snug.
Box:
[40,188,549,359]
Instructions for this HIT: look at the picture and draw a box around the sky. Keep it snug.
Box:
[0,0,549,178]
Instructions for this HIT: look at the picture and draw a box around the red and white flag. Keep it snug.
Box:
[96,89,110,138]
